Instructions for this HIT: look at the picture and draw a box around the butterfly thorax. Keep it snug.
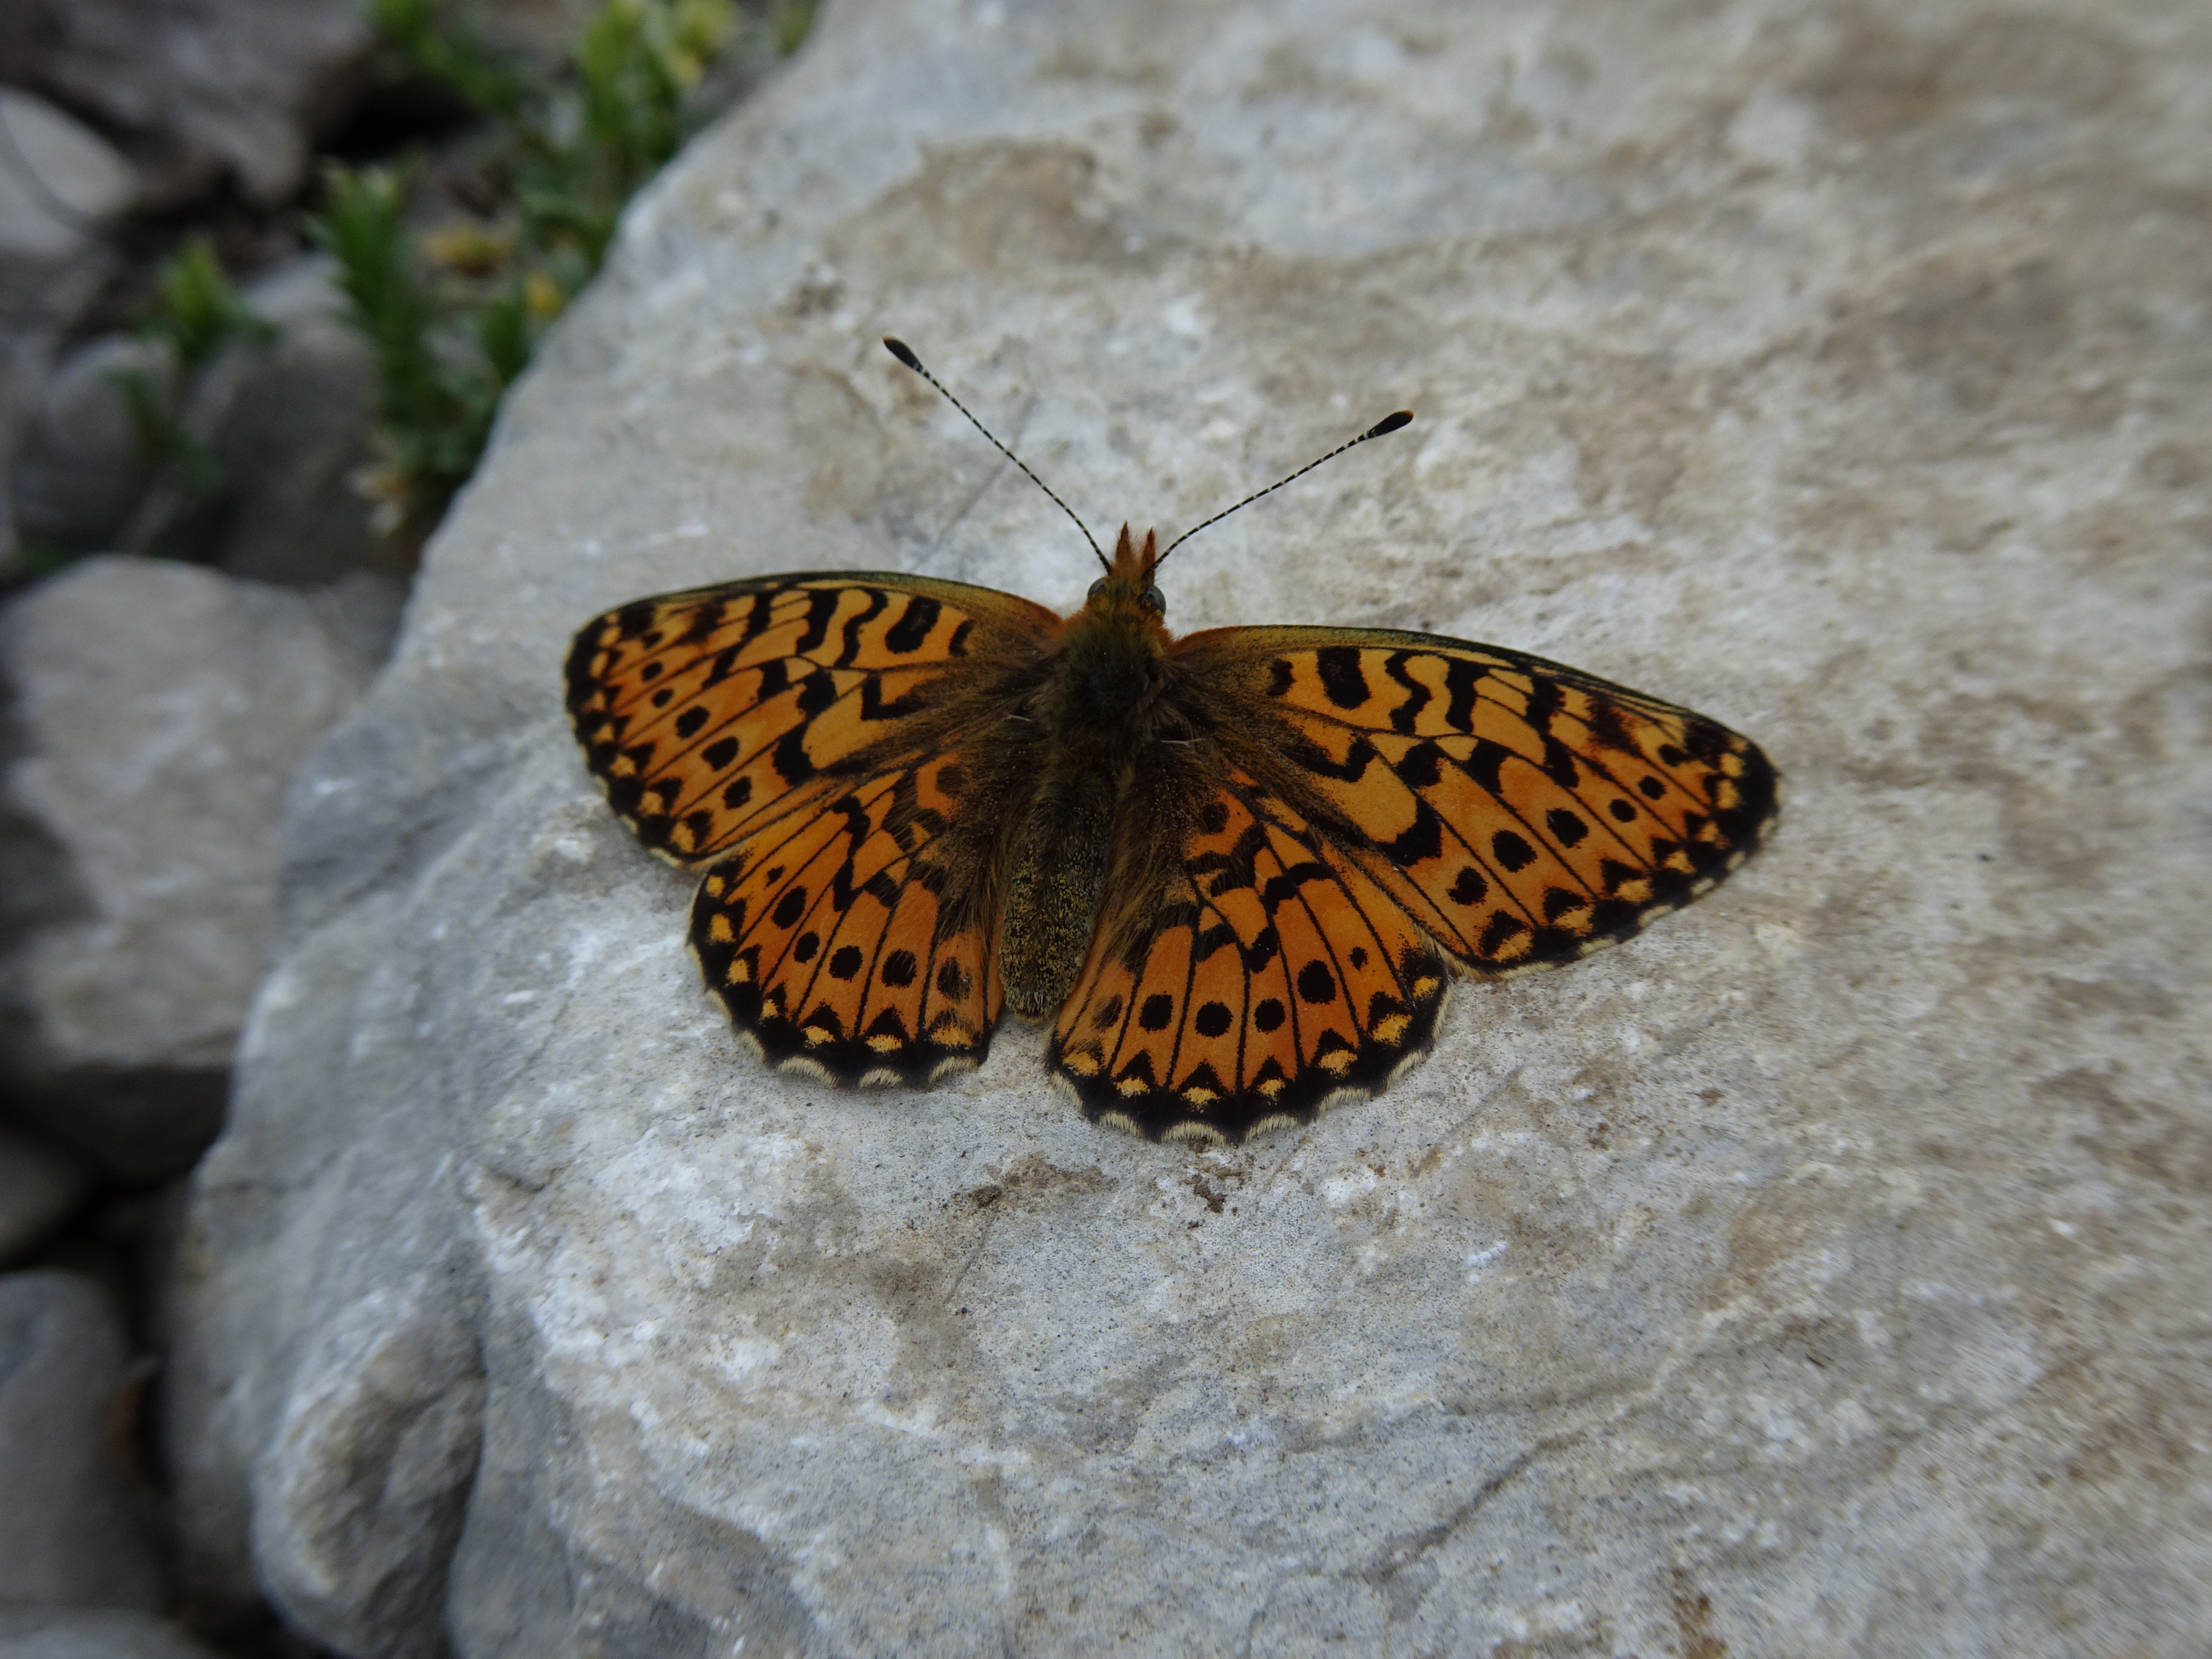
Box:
[1037,530,1173,735]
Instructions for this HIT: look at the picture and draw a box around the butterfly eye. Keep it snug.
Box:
[1087,578,1108,601]
[1139,585,1166,616]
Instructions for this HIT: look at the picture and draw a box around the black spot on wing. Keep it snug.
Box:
[1492,830,1537,872]
[1295,960,1336,1004]
[1447,866,1487,906]
[859,677,928,721]
[1316,646,1370,709]
[794,588,842,653]
[1465,739,1510,798]
[883,594,941,654]
[1441,658,1484,731]
[1382,652,1432,734]
[772,727,816,785]
[1382,800,1445,868]
[833,588,888,665]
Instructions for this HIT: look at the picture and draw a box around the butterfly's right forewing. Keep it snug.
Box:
[1181,626,1779,976]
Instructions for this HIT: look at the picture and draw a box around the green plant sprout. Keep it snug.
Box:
[116,235,276,534]
[317,0,816,546]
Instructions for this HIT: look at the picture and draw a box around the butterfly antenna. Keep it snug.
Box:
[882,337,1108,571]
[1156,409,1414,566]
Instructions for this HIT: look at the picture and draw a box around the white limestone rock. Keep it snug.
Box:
[0,557,387,1180]
[168,1,2212,1655]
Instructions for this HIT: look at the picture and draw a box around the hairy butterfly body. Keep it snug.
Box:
[565,346,1779,1144]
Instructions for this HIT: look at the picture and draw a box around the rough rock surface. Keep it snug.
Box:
[0,557,388,1181]
[0,89,136,579]
[0,1270,167,1609]
[195,258,390,586]
[98,256,394,585]
[170,1,2212,1655]
[10,333,172,561]
[0,1608,224,1659]
[0,0,373,209]
[0,1125,89,1266]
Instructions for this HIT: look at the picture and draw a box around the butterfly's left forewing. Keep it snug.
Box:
[566,573,1057,864]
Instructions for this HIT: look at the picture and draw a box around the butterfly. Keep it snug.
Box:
[565,340,1780,1144]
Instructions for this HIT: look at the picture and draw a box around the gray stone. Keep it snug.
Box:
[11,334,173,561]
[0,1609,223,1659]
[0,90,136,581]
[0,90,138,264]
[167,1,2212,1655]
[0,557,384,1181]
[199,257,390,586]
[0,0,374,210]
[0,1124,89,1265]
[0,1270,166,1609]
[116,257,393,585]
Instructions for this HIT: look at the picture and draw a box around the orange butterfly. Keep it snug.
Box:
[566,341,1778,1144]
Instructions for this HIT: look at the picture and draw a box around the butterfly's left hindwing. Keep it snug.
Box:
[689,742,1004,1086]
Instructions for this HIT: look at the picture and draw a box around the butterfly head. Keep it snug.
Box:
[1084,524,1167,620]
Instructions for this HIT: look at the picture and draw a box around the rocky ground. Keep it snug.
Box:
[7,0,2212,1656]
[2,1,706,1654]
[3,5,402,1652]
